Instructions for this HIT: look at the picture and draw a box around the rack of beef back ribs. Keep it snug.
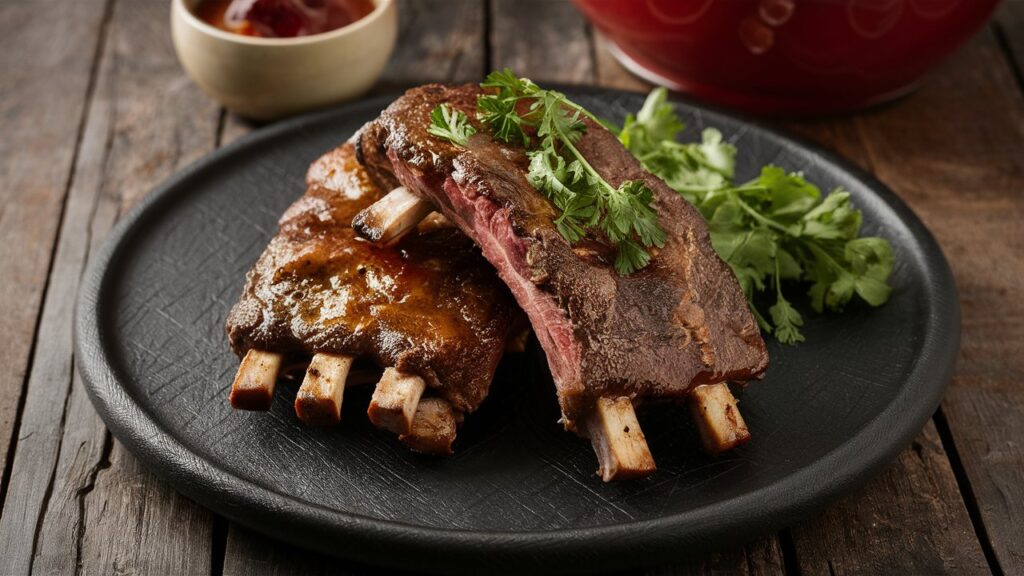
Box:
[352,84,768,479]
[225,141,517,454]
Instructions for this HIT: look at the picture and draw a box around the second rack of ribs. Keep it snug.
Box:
[226,142,518,417]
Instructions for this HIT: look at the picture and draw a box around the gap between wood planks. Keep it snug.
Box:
[25,8,122,570]
[0,0,115,517]
[782,87,999,569]
[825,22,1023,574]
[1,0,221,573]
[934,407,1003,576]
[0,0,116,565]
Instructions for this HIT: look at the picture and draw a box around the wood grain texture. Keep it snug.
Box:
[648,537,785,576]
[223,524,394,576]
[777,27,1024,575]
[854,28,1023,575]
[0,15,117,574]
[0,0,221,573]
[489,0,594,83]
[0,0,110,498]
[378,0,485,89]
[79,444,213,576]
[74,0,221,572]
[790,422,989,575]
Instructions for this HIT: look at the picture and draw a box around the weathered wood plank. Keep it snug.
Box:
[73,0,222,572]
[780,28,1024,575]
[27,386,110,576]
[223,524,390,576]
[489,0,594,83]
[861,27,1024,575]
[0,0,110,501]
[377,0,485,89]
[790,422,989,574]
[79,444,214,575]
[648,537,785,576]
[0,0,223,573]
[0,18,117,575]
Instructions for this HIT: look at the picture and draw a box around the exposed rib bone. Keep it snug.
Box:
[351,186,433,246]
[294,353,355,426]
[399,397,457,455]
[690,383,751,454]
[229,349,282,411]
[586,396,656,481]
[367,368,427,435]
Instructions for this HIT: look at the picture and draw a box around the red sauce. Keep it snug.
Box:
[194,0,375,38]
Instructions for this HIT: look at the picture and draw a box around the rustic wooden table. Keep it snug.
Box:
[1,0,1021,574]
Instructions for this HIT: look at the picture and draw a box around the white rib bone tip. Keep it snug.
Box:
[230,349,283,411]
[367,367,427,435]
[399,397,457,455]
[294,353,355,426]
[690,383,750,454]
[352,187,433,246]
[586,396,656,482]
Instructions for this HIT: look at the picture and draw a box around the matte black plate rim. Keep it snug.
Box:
[75,88,960,573]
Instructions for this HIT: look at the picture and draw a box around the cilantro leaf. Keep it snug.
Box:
[477,93,531,147]
[427,104,476,147]
[614,237,652,276]
[617,88,896,344]
[476,71,665,276]
[769,295,805,344]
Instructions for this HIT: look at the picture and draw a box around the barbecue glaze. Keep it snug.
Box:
[226,142,517,413]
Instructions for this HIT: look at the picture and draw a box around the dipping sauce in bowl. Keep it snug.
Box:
[194,0,375,38]
[171,0,396,120]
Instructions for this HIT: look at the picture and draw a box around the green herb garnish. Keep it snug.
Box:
[426,103,476,146]
[619,88,894,344]
[426,76,893,343]
[429,70,666,276]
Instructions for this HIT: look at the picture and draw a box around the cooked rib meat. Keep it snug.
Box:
[356,84,769,432]
[225,142,517,415]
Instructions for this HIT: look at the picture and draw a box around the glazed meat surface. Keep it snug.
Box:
[226,142,516,413]
[357,85,769,430]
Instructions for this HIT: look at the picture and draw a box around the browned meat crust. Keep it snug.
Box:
[357,84,768,430]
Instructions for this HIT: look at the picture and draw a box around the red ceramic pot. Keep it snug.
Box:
[573,0,1000,115]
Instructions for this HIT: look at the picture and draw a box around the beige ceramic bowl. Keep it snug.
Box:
[171,0,396,120]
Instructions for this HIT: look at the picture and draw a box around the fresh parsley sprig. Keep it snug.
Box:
[620,87,894,344]
[426,104,476,146]
[428,70,666,276]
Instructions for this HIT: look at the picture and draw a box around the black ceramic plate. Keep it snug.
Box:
[76,88,959,574]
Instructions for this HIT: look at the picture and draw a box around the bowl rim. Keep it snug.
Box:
[172,0,393,47]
